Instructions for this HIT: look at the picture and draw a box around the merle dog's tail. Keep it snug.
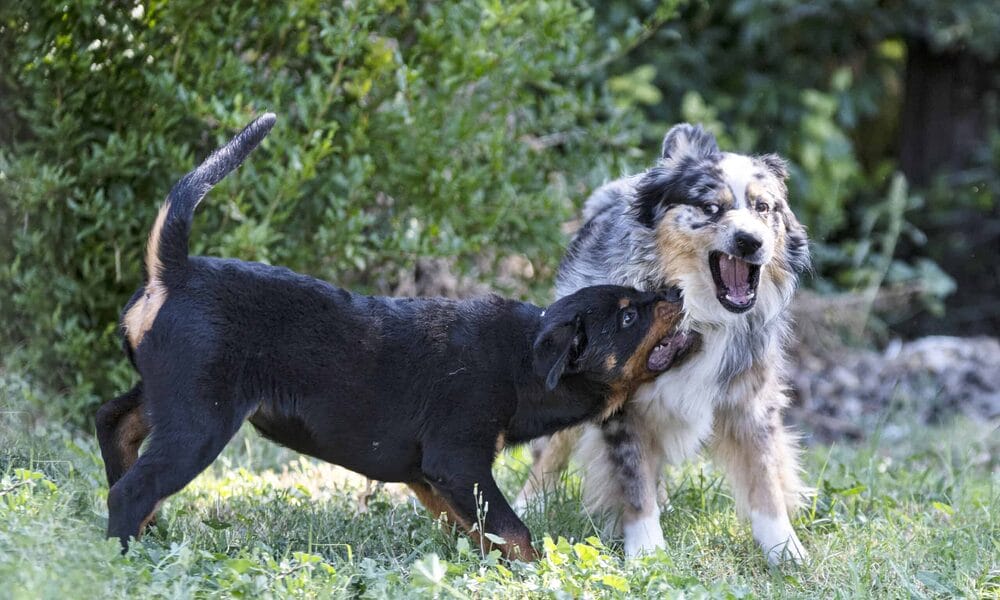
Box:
[144,113,276,285]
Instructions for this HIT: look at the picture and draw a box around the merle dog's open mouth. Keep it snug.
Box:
[709,251,760,313]
[647,330,700,372]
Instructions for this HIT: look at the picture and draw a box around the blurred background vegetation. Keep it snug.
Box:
[1,0,997,426]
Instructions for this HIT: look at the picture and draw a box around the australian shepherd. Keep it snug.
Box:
[515,124,812,565]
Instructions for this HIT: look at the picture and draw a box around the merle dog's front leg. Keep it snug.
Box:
[597,411,666,557]
[710,389,808,565]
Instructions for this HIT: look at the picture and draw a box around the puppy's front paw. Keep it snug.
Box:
[623,512,666,558]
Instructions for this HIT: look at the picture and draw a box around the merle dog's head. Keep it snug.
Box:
[532,285,699,400]
[631,124,810,320]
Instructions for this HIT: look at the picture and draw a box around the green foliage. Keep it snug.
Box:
[0,0,650,425]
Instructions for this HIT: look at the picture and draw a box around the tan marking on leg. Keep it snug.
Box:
[123,201,170,347]
[116,407,150,474]
[409,482,469,528]
[604,354,618,371]
[137,500,163,537]
[495,431,506,454]
[410,481,542,559]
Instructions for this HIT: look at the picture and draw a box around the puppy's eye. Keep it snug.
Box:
[702,203,720,216]
[756,202,770,213]
[620,307,638,328]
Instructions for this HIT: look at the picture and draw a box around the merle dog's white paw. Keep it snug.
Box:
[752,511,808,566]
[763,532,808,566]
[623,512,666,558]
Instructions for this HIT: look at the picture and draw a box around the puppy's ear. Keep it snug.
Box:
[533,314,585,392]
[661,124,719,162]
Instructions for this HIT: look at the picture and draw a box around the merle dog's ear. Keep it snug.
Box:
[533,314,585,392]
[661,123,719,162]
[759,153,789,181]
[782,210,812,274]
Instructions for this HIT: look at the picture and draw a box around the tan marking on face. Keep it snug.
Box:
[746,181,767,205]
[123,201,170,348]
[654,218,704,285]
[618,298,631,309]
[604,354,618,371]
[495,431,506,454]
[716,185,735,209]
[601,300,686,420]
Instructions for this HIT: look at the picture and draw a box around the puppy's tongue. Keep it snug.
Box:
[719,254,752,305]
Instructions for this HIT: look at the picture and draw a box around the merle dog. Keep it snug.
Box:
[96,114,700,560]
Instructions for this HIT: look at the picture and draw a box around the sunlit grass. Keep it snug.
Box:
[1,383,997,599]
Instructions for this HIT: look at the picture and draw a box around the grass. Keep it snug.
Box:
[1,371,998,598]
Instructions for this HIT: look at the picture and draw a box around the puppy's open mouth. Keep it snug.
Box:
[647,330,700,372]
[709,251,760,313]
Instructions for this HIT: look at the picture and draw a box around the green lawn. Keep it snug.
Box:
[1,376,997,598]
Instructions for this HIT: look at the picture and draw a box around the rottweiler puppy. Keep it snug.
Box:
[96,114,700,560]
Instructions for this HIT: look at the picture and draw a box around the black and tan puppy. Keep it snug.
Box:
[96,114,700,560]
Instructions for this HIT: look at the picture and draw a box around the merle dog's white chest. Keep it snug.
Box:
[629,327,735,463]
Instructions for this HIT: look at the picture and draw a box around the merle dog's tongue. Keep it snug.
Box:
[719,255,752,304]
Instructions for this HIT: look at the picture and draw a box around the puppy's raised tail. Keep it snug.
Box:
[146,113,276,285]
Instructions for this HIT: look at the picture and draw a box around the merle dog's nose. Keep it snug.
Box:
[733,231,762,257]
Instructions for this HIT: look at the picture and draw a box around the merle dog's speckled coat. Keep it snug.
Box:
[95,115,701,561]
[516,124,812,565]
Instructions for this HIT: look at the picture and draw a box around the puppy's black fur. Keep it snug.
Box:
[96,115,699,560]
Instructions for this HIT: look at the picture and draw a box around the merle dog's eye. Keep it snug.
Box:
[702,203,720,216]
[620,307,638,328]
[756,201,770,213]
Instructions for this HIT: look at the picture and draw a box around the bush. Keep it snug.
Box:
[0,0,649,425]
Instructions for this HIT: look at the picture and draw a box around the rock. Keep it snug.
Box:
[788,336,1000,443]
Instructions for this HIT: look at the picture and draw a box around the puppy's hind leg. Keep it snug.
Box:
[512,426,580,514]
[96,383,150,489]
[710,389,808,566]
[106,385,248,550]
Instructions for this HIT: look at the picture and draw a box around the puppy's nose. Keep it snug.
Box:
[657,287,683,303]
[733,231,762,257]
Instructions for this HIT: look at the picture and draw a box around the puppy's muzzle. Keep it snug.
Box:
[647,299,700,372]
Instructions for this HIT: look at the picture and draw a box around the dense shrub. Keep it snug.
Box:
[0,0,649,424]
[2,0,995,424]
